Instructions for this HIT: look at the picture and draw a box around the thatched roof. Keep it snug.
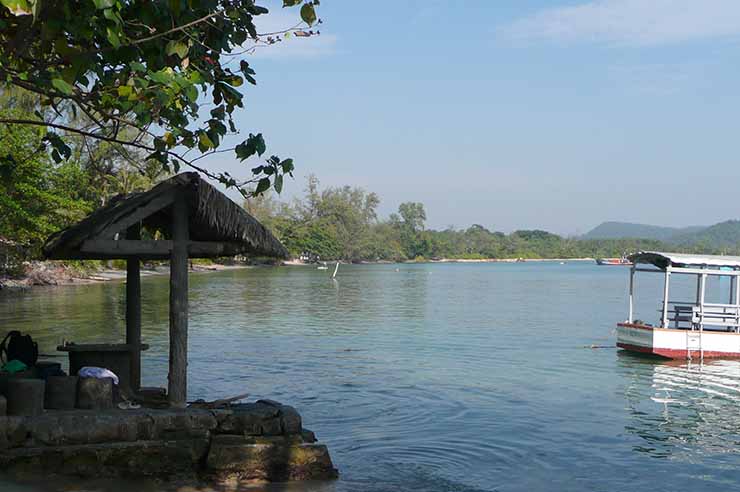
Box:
[44,172,288,260]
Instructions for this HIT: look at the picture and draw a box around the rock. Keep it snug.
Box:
[301,428,317,443]
[216,402,301,436]
[206,434,338,483]
[77,377,112,410]
[7,379,45,416]
[0,416,28,448]
[0,439,209,480]
[44,376,78,410]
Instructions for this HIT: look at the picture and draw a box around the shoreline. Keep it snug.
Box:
[3,257,600,291]
[0,262,253,291]
[284,257,597,266]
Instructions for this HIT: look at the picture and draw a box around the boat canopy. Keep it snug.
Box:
[629,251,740,270]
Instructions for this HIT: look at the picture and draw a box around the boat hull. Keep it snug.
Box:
[617,323,740,359]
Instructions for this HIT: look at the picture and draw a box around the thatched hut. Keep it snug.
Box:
[43,172,288,406]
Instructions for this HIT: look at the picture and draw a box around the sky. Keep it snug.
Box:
[208,0,740,235]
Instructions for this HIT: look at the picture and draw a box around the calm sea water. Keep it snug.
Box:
[3,262,740,492]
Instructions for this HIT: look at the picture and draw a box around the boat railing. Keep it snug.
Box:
[662,301,740,331]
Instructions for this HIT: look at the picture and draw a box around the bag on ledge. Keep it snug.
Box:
[0,330,39,367]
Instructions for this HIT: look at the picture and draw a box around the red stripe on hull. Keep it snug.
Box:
[617,342,740,359]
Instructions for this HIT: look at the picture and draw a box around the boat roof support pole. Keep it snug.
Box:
[735,269,740,333]
[628,265,635,323]
[168,194,189,407]
[125,223,142,391]
[699,272,707,332]
[661,266,671,329]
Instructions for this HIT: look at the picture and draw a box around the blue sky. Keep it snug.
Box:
[212,0,740,235]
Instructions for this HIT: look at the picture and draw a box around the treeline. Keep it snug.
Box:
[244,177,670,262]
[0,89,164,274]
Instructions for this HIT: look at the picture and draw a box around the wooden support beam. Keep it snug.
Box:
[125,225,142,391]
[168,194,189,407]
[79,239,247,258]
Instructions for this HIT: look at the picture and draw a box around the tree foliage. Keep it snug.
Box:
[0,0,321,196]
[246,177,726,262]
[0,87,169,273]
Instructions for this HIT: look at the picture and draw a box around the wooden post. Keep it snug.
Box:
[125,225,142,391]
[168,194,189,407]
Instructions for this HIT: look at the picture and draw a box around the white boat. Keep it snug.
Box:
[617,251,740,360]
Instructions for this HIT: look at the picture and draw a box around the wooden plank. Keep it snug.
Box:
[125,225,142,391]
[168,194,189,407]
[81,239,172,255]
[80,239,248,258]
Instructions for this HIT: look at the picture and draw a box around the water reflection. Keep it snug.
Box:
[6,264,740,491]
[620,353,740,459]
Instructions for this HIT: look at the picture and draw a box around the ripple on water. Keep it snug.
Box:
[4,264,740,491]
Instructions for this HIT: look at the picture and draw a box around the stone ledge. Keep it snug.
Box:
[0,439,208,480]
[0,401,306,449]
[0,401,337,486]
[207,434,338,483]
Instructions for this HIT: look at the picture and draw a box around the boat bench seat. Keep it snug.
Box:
[692,305,740,327]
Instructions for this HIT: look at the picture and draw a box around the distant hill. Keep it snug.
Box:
[671,220,740,249]
[582,221,705,241]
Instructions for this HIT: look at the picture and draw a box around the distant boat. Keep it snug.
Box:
[317,262,329,270]
[596,257,632,266]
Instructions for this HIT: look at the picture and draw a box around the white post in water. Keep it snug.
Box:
[661,267,671,329]
[332,261,339,279]
[628,265,635,323]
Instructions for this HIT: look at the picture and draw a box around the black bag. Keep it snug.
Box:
[0,330,39,367]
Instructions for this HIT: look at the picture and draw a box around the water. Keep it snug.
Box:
[3,262,740,491]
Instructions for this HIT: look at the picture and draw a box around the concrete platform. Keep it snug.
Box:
[0,400,337,486]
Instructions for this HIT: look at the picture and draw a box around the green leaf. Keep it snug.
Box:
[165,40,188,58]
[130,61,146,73]
[274,174,283,194]
[184,85,198,102]
[300,3,316,25]
[91,0,114,9]
[255,177,271,194]
[198,132,214,150]
[0,0,32,15]
[103,7,121,24]
[51,78,74,95]
[149,70,171,85]
[282,0,301,6]
[235,133,266,161]
[106,26,120,48]
[280,158,294,173]
[253,133,266,156]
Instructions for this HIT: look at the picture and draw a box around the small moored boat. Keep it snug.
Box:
[596,256,632,266]
[617,251,740,360]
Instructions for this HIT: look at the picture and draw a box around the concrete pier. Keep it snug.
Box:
[0,400,337,487]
